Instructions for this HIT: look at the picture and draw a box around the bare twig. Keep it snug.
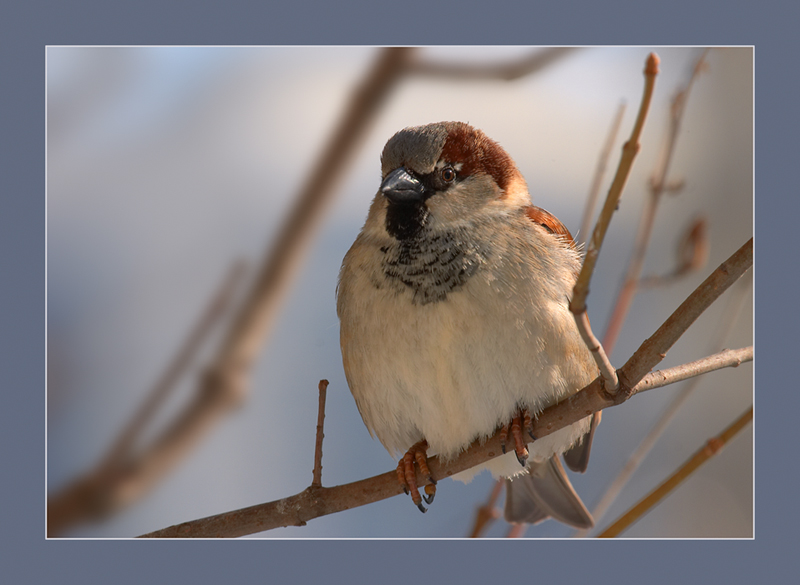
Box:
[140,238,751,538]
[598,405,753,538]
[570,52,660,392]
[603,49,710,351]
[631,346,752,394]
[618,237,752,389]
[311,380,329,488]
[571,52,660,314]
[410,48,578,81]
[579,101,627,244]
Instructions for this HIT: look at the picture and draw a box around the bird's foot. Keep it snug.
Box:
[499,409,537,467]
[396,440,437,513]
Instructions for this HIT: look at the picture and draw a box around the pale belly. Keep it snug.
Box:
[340,273,593,478]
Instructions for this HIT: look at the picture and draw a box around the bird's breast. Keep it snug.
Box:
[378,228,491,305]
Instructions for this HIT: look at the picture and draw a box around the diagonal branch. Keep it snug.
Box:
[598,405,753,538]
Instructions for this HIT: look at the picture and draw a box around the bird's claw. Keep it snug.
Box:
[396,440,436,513]
[502,409,536,468]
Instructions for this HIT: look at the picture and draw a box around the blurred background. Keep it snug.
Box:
[46,46,752,538]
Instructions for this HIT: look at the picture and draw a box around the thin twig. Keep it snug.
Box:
[579,101,627,245]
[618,237,752,389]
[603,49,710,351]
[311,380,329,488]
[535,238,752,438]
[570,52,660,392]
[140,239,751,538]
[631,346,752,394]
[598,406,753,538]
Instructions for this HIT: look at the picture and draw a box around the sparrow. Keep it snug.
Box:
[337,121,597,529]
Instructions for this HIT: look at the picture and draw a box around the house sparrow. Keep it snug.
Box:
[337,121,597,529]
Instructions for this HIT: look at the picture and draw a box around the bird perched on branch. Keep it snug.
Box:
[337,121,597,529]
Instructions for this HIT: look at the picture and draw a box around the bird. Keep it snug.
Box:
[336,121,597,529]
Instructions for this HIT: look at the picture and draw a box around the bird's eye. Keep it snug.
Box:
[441,167,456,183]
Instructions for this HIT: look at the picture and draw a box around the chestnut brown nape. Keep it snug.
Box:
[439,122,517,191]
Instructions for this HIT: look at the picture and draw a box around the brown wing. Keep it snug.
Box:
[524,205,576,248]
[525,204,599,473]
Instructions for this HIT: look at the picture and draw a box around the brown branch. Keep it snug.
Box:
[311,380,329,488]
[603,49,710,351]
[570,52,660,392]
[410,48,578,81]
[140,238,751,538]
[529,238,751,439]
[598,405,753,538]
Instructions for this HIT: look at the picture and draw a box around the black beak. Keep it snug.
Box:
[380,167,425,204]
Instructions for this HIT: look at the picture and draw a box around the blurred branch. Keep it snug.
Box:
[47,261,246,536]
[598,405,753,538]
[211,48,414,380]
[140,237,751,538]
[640,217,709,287]
[603,49,711,352]
[468,479,504,538]
[410,47,578,81]
[579,101,627,245]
